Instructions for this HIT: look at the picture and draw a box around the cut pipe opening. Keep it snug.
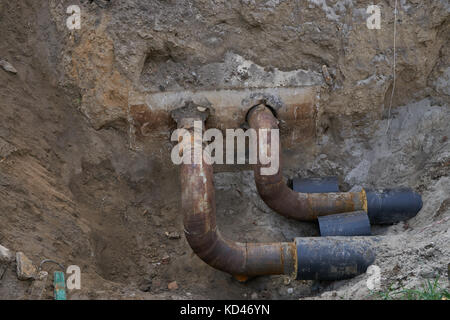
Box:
[318,211,372,237]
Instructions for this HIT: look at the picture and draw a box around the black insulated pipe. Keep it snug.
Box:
[318,211,371,236]
[295,237,375,280]
[292,176,340,193]
[366,188,423,224]
[290,177,422,225]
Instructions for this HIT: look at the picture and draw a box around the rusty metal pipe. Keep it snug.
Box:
[247,105,368,221]
[172,103,374,280]
[174,106,296,279]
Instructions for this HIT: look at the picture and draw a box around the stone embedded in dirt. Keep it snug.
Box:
[321,65,333,86]
[250,292,258,300]
[35,270,48,280]
[161,254,170,264]
[0,244,14,262]
[0,59,17,74]
[16,252,37,280]
[165,231,181,239]
[168,281,178,290]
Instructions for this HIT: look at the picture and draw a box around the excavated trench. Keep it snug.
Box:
[0,1,448,300]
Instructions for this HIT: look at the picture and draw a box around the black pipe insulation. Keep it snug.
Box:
[366,188,423,224]
[295,237,375,280]
[291,176,340,193]
[318,211,372,236]
[290,177,422,225]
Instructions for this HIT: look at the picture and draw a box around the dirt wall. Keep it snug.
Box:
[0,0,448,300]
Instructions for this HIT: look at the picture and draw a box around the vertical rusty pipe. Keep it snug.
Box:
[247,105,367,221]
[173,105,296,278]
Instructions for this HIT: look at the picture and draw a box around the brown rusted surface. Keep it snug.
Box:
[129,87,318,144]
[129,104,175,138]
[175,109,296,277]
[248,105,367,221]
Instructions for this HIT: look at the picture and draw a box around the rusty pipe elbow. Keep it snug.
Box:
[181,158,296,277]
[247,105,367,221]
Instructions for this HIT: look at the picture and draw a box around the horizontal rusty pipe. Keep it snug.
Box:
[173,105,296,279]
[172,102,374,280]
[247,104,367,221]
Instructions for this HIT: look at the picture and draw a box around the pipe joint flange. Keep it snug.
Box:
[171,100,210,128]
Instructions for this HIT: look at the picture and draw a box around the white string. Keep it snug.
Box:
[385,0,398,134]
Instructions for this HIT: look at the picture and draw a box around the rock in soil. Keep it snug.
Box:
[168,281,178,291]
[0,245,14,262]
[165,231,181,240]
[16,252,37,280]
[0,60,17,74]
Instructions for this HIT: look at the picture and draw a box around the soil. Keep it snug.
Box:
[0,0,448,300]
